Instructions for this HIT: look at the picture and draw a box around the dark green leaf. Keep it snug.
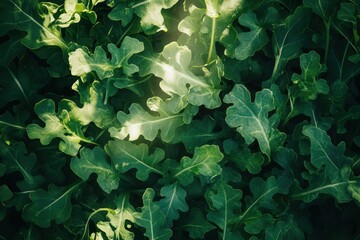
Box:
[70,147,119,194]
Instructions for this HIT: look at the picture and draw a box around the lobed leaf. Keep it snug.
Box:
[70,147,119,194]
[172,145,223,186]
[109,97,198,142]
[22,183,80,228]
[68,36,144,79]
[105,139,165,181]
[134,189,173,240]
[158,182,189,227]
[224,84,285,157]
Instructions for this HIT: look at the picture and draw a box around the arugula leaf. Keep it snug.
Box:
[0,185,12,221]
[224,84,285,157]
[270,7,311,82]
[0,65,47,108]
[234,12,269,61]
[171,115,224,152]
[182,207,216,239]
[289,51,329,100]
[223,139,265,174]
[70,147,119,194]
[134,42,222,109]
[105,139,165,181]
[206,180,243,239]
[60,81,116,129]
[68,36,144,79]
[109,0,179,34]
[107,193,137,240]
[303,125,352,172]
[22,183,81,228]
[26,99,95,156]
[109,97,198,142]
[158,182,189,227]
[290,125,355,203]
[237,176,291,233]
[172,145,223,186]
[0,0,68,50]
[134,188,173,240]
[0,140,44,190]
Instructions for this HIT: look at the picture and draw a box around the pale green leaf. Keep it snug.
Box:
[134,42,222,109]
[26,99,94,156]
[0,0,68,50]
[68,36,144,79]
[109,97,198,142]
[109,0,179,34]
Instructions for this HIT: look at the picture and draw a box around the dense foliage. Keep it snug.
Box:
[1,0,360,239]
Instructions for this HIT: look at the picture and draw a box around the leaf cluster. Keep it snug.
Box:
[1,0,360,239]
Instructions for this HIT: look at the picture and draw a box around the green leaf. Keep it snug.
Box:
[223,139,265,174]
[109,97,198,142]
[290,51,329,100]
[60,81,116,129]
[291,167,354,203]
[206,180,243,239]
[173,145,223,186]
[0,0,68,50]
[26,99,94,156]
[22,183,80,228]
[224,84,286,157]
[271,7,311,82]
[105,139,164,181]
[0,185,12,202]
[70,147,119,194]
[158,182,189,227]
[265,219,305,240]
[304,0,339,22]
[182,207,216,239]
[107,193,136,240]
[68,36,144,79]
[134,42,222,109]
[109,0,179,34]
[237,176,290,233]
[0,185,12,221]
[0,65,48,108]
[171,115,221,152]
[134,188,172,240]
[302,125,352,173]
[337,2,358,25]
[234,12,269,60]
[0,140,44,190]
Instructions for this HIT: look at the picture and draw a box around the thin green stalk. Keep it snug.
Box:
[324,21,331,64]
[81,208,115,240]
[0,120,26,130]
[207,17,217,64]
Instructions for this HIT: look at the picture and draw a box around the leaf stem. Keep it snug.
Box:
[207,17,217,64]
[5,67,30,107]
[324,21,331,64]
[81,208,115,240]
[0,120,26,130]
